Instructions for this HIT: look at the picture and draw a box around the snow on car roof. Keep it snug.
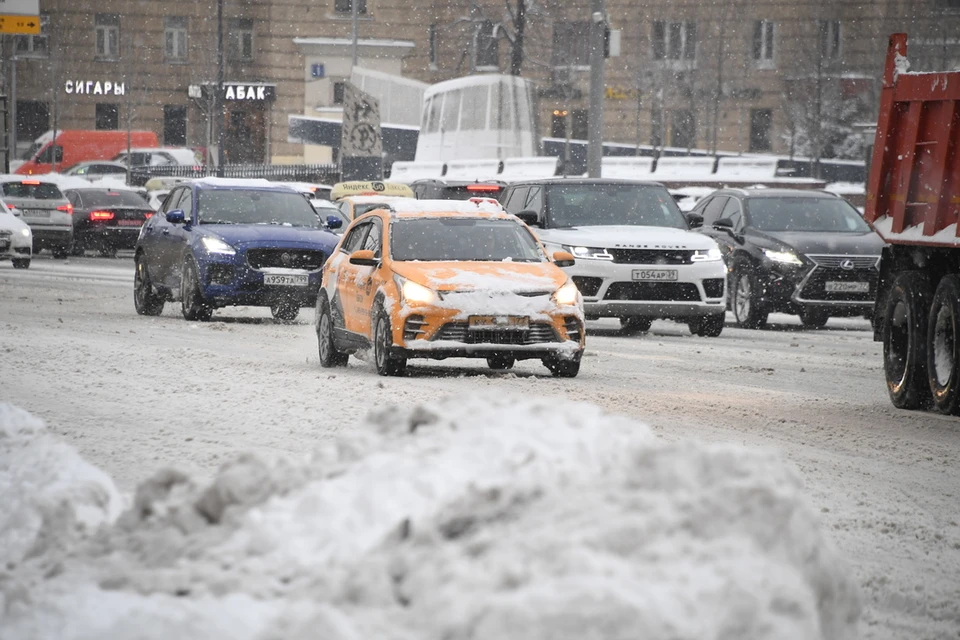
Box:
[389,198,506,216]
[191,177,289,189]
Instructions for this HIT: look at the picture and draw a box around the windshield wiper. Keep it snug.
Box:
[201,220,236,225]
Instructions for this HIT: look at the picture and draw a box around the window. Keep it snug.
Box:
[700,197,729,226]
[819,20,841,60]
[753,20,775,63]
[342,223,370,253]
[441,89,461,132]
[16,101,49,141]
[671,110,695,148]
[721,198,743,229]
[95,14,120,60]
[164,105,187,146]
[571,109,588,140]
[333,81,346,105]
[361,218,383,257]
[334,0,367,14]
[552,21,591,67]
[749,109,773,152]
[95,104,119,130]
[428,24,437,66]
[652,21,696,61]
[228,18,254,61]
[475,20,499,69]
[502,187,528,214]
[14,14,48,57]
[164,16,188,61]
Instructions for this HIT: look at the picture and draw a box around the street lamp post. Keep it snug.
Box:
[586,0,606,178]
[216,0,225,175]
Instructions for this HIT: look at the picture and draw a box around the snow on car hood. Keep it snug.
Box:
[0,398,861,640]
[201,224,340,251]
[537,225,718,251]
[0,210,30,234]
[391,261,564,293]
[750,230,886,257]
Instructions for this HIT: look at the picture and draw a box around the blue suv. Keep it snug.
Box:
[134,178,342,322]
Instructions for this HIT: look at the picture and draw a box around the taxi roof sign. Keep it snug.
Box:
[330,180,414,201]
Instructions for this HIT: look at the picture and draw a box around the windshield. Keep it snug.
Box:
[197,189,322,227]
[391,218,544,262]
[2,182,64,200]
[545,184,687,229]
[76,190,149,208]
[746,197,871,233]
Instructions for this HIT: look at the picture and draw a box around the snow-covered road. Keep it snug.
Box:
[1,255,958,639]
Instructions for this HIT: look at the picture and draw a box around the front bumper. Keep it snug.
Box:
[0,233,31,260]
[196,246,326,308]
[758,258,878,313]
[567,258,727,319]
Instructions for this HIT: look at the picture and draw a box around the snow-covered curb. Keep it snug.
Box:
[0,397,860,639]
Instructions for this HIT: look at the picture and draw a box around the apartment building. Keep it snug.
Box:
[5,0,958,163]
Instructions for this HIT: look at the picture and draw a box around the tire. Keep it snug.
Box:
[619,317,653,336]
[316,294,349,367]
[11,258,30,269]
[799,307,830,329]
[732,264,768,329]
[180,258,213,321]
[486,355,516,370]
[543,353,582,378]
[688,314,725,337]
[373,304,406,376]
[270,301,300,323]
[926,275,960,415]
[52,246,70,260]
[134,255,165,316]
[883,271,932,410]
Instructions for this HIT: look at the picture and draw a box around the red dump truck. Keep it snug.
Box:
[867,33,960,414]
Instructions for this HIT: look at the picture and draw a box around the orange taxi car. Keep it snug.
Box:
[315,199,585,377]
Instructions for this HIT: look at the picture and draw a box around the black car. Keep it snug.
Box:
[690,188,886,329]
[65,188,156,257]
[408,179,507,201]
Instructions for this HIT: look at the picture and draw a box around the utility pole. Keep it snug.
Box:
[351,0,358,67]
[216,0,225,175]
[586,0,606,178]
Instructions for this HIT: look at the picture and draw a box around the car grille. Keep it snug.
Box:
[608,249,696,265]
[799,268,878,302]
[604,282,702,302]
[247,249,325,270]
[572,276,603,298]
[563,316,582,342]
[703,278,725,299]
[807,254,880,269]
[0,230,11,237]
[207,264,235,286]
[404,315,427,341]
[434,322,559,345]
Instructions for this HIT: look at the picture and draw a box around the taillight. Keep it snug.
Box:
[89,210,114,221]
[57,204,74,215]
[466,184,501,191]
[21,180,41,185]
[144,212,154,219]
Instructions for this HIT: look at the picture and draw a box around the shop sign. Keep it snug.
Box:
[64,80,126,96]
[224,84,275,101]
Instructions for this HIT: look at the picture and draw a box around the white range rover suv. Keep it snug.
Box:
[501,179,727,336]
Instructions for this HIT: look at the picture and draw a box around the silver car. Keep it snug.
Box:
[0,177,74,258]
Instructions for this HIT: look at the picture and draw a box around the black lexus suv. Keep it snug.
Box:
[690,188,886,329]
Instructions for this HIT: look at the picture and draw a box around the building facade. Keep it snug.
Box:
[5,0,959,165]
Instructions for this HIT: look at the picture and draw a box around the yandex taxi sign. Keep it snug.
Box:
[330,181,414,201]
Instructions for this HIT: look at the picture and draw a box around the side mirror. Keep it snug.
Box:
[166,209,186,224]
[685,213,704,228]
[326,215,343,230]
[349,249,379,267]
[552,250,576,268]
[515,210,540,227]
[714,217,734,230]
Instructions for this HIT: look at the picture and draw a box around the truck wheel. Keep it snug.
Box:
[688,314,724,337]
[799,307,830,329]
[732,264,768,329]
[619,317,652,336]
[927,275,960,415]
[883,271,932,409]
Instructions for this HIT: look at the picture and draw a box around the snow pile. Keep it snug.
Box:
[1,397,860,640]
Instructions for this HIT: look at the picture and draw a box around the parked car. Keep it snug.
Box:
[278,181,333,201]
[16,130,159,175]
[0,176,73,258]
[499,178,728,337]
[113,147,200,167]
[409,179,507,201]
[133,178,343,322]
[61,161,129,181]
[690,188,886,328]
[64,187,156,256]
[0,200,32,268]
[316,199,584,377]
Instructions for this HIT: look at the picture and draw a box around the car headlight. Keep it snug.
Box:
[563,245,613,261]
[691,248,723,262]
[553,279,580,306]
[763,249,803,265]
[395,276,438,305]
[20,228,30,237]
[200,236,236,255]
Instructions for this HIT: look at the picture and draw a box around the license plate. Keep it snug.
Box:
[25,209,50,217]
[468,315,529,330]
[264,274,309,286]
[632,269,678,281]
[116,219,143,227]
[825,281,869,293]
